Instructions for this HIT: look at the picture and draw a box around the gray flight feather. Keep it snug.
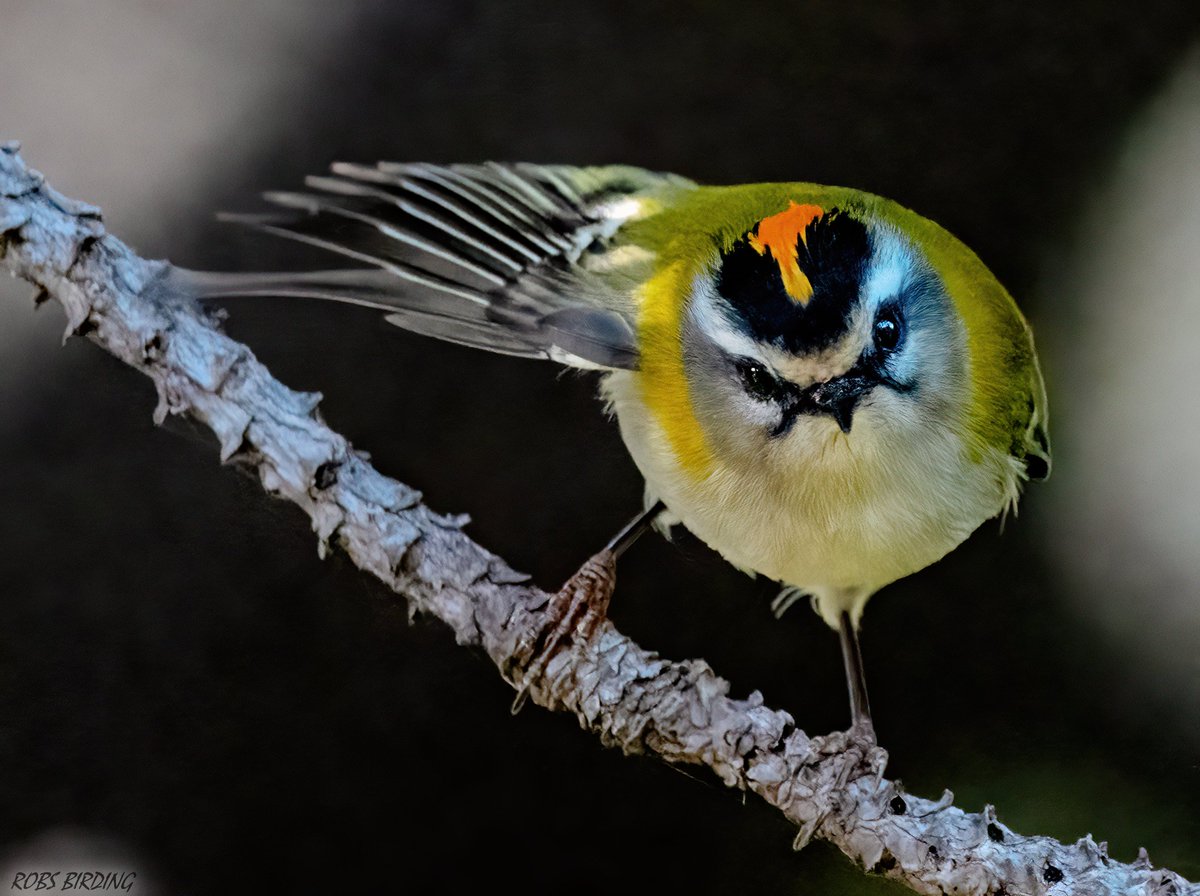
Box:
[179,162,694,371]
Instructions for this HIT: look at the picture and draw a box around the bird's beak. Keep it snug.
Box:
[771,371,875,437]
[805,373,873,433]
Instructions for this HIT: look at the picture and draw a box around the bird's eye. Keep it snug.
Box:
[736,360,783,403]
[873,308,903,353]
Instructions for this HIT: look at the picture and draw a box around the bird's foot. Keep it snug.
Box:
[849,714,877,745]
[511,550,617,713]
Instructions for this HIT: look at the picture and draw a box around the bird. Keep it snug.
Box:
[174,162,1051,730]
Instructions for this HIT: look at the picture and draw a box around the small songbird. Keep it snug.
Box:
[178,162,1051,728]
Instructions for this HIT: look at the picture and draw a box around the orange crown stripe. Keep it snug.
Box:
[747,202,824,305]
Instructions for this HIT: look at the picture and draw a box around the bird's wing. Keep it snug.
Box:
[176,162,694,370]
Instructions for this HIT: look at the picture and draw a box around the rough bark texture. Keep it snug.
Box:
[1,141,1193,896]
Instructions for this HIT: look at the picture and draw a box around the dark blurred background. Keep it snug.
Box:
[2,2,1199,893]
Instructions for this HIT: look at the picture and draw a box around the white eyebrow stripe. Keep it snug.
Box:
[862,224,918,310]
[689,277,768,361]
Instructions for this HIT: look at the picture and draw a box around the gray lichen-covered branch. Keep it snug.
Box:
[0,141,1191,896]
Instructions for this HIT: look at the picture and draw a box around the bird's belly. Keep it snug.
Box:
[602,372,1007,598]
[648,459,943,594]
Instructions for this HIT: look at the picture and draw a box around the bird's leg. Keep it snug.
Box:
[604,499,668,561]
[512,500,666,712]
[838,611,874,737]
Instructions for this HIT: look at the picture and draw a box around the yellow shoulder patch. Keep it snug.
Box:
[636,261,714,478]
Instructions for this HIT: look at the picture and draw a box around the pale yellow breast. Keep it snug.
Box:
[602,370,1016,621]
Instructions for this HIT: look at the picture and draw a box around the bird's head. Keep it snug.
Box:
[680,200,974,470]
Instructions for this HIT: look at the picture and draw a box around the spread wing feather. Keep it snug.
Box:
[176,162,693,370]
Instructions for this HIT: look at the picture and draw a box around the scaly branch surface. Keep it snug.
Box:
[0,142,1192,896]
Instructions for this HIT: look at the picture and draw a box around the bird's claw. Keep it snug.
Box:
[511,550,617,713]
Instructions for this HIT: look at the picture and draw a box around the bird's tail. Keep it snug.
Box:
[172,265,632,363]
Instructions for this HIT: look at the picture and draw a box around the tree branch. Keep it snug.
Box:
[0,141,1191,896]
